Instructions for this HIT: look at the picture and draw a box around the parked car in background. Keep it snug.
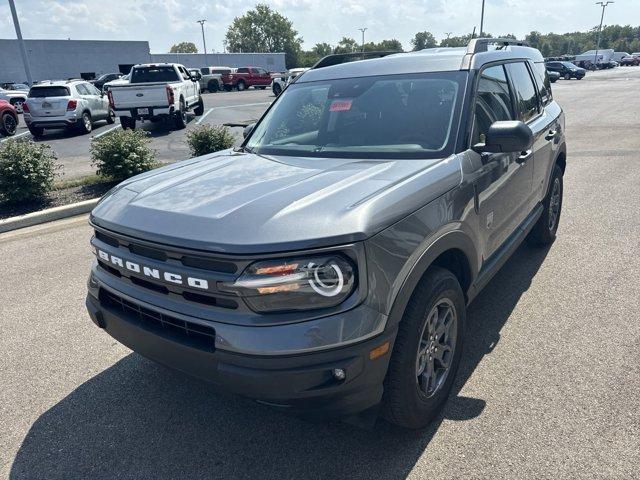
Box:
[547,70,560,83]
[91,73,123,91]
[612,52,630,63]
[198,66,234,92]
[103,74,129,91]
[271,67,309,96]
[620,54,640,66]
[545,61,586,80]
[107,63,203,130]
[1,82,30,91]
[0,86,28,113]
[222,67,272,91]
[0,99,19,136]
[23,80,114,137]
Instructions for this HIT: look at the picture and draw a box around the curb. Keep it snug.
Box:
[0,198,99,234]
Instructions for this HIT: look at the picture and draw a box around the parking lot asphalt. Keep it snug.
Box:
[1,89,274,179]
[1,68,639,479]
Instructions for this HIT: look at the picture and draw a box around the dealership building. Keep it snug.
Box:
[0,39,286,83]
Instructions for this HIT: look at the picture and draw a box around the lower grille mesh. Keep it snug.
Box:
[99,289,216,351]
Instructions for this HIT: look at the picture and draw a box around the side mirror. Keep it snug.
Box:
[243,123,256,139]
[474,120,533,154]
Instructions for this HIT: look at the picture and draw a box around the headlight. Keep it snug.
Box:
[222,255,356,313]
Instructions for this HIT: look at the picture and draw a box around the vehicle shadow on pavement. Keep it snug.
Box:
[9,243,550,480]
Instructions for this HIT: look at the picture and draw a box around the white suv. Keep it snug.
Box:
[24,80,114,137]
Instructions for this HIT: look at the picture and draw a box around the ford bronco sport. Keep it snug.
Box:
[86,39,566,429]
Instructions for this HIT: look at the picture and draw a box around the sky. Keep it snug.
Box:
[0,0,637,53]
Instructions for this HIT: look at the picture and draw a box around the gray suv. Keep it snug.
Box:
[24,80,115,137]
[86,39,566,429]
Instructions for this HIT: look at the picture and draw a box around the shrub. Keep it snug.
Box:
[0,140,58,203]
[91,129,157,181]
[186,125,236,157]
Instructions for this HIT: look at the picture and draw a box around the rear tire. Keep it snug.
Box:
[193,97,205,116]
[564,73,571,80]
[28,125,44,137]
[0,112,17,136]
[78,111,92,134]
[527,164,563,246]
[174,99,187,129]
[106,108,115,124]
[236,81,246,91]
[120,116,135,130]
[272,83,282,96]
[382,267,466,429]
[258,86,267,90]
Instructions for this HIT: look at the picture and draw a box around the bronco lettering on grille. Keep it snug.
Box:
[97,249,209,290]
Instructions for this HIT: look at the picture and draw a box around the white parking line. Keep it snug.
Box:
[0,131,31,143]
[196,102,271,125]
[93,125,121,139]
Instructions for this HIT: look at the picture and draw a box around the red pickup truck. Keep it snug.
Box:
[222,67,272,91]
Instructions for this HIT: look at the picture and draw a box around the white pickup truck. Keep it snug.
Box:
[107,63,204,130]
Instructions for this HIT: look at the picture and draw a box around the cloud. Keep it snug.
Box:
[0,0,636,53]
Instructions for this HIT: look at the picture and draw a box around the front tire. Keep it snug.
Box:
[382,266,466,429]
[207,80,219,93]
[236,81,246,91]
[0,112,17,136]
[272,83,282,96]
[564,73,571,80]
[173,99,187,129]
[528,164,563,246]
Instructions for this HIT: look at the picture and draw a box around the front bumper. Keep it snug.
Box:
[86,269,396,417]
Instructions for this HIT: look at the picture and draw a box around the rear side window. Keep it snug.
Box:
[471,65,513,145]
[531,62,552,106]
[130,66,180,83]
[75,84,88,95]
[505,62,539,122]
[28,86,70,98]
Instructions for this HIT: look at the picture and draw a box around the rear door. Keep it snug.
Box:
[86,83,108,118]
[27,86,70,117]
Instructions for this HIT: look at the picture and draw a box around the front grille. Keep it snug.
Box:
[99,289,216,351]
[93,228,243,310]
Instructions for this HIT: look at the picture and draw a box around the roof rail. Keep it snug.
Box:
[311,51,400,69]
[467,37,529,54]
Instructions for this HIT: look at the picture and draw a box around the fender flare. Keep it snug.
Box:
[385,230,479,330]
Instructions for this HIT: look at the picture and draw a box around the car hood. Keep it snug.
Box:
[91,150,461,254]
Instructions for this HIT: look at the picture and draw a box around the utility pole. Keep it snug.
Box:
[8,0,33,85]
[197,19,208,64]
[358,28,367,54]
[479,0,486,37]
[594,1,614,68]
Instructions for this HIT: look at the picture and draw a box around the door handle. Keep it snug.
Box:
[545,130,557,141]
[517,150,532,164]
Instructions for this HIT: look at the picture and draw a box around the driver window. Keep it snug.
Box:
[471,65,513,145]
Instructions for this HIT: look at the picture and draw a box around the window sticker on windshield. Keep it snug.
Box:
[329,99,353,112]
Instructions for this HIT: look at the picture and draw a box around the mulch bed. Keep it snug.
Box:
[0,181,118,220]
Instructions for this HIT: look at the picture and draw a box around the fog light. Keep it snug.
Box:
[332,368,346,381]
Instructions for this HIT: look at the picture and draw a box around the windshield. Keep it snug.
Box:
[130,66,179,83]
[28,86,70,98]
[246,72,465,159]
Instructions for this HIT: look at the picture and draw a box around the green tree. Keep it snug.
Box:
[224,4,303,68]
[312,42,333,57]
[333,37,359,54]
[169,42,198,53]
[411,31,437,50]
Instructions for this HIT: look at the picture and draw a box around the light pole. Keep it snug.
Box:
[358,27,367,53]
[594,1,614,68]
[479,0,486,37]
[197,19,208,63]
[8,0,33,85]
